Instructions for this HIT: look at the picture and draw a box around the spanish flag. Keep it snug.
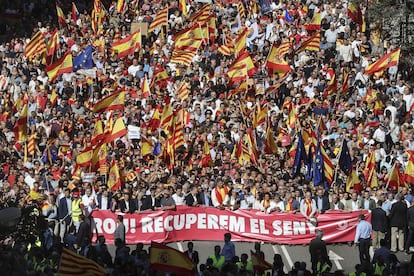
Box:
[141,136,153,156]
[346,167,362,192]
[13,104,28,142]
[148,7,169,33]
[348,2,363,28]
[141,77,151,98]
[364,152,378,188]
[264,127,278,154]
[76,146,93,167]
[110,117,127,141]
[91,90,125,113]
[365,47,400,75]
[226,51,257,85]
[45,52,73,82]
[179,0,187,16]
[50,88,58,106]
[59,248,106,276]
[56,2,66,25]
[304,11,321,31]
[91,119,104,145]
[47,29,60,58]
[266,43,292,73]
[405,150,414,187]
[150,242,193,275]
[173,37,202,52]
[251,250,272,273]
[24,31,46,61]
[149,107,161,132]
[201,140,212,167]
[92,143,107,171]
[386,162,405,190]
[234,27,248,57]
[111,29,141,58]
[107,160,121,191]
[161,102,174,135]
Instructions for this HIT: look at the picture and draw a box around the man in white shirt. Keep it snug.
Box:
[82,187,97,215]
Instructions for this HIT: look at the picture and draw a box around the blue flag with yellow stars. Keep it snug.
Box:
[73,45,94,71]
[338,139,352,175]
[313,142,325,187]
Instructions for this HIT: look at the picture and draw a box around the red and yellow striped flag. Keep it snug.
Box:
[238,2,246,18]
[148,7,169,33]
[24,31,46,61]
[111,29,141,58]
[117,0,125,13]
[150,242,193,275]
[365,47,400,75]
[235,27,248,57]
[59,248,106,276]
[179,0,187,16]
[364,152,378,188]
[189,4,210,23]
[111,117,127,141]
[45,52,73,82]
[264,127,278,154]
[91,90,125,113]
[13,104,28,142]
[56,3,66,25]
[296,32,320,53]
[170,50,197,67]
[177,82,190,101]
[27,134,36,155]
[47,29,60,57]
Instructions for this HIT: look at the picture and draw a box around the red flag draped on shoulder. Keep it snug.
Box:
[150,242,194,275]
[45,52,73,82]
[226,51,257,85]
[365,47,400,75]
[91,90,125,113]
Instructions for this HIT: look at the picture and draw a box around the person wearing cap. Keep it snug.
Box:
[354,214,372,264]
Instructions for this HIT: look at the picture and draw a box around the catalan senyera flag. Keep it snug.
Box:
[161,103,174,134]
[46,52,73,82]
[321,145,334,185]
[218,42,235,56]
[296,32,320,53]
[91,0,106,35]
[24,31,46,61]
[386,162,405,190]
[266,43,291,73]
[111,29,141,58]
[189,4,210,23]
[27,134,36,155]
[253,103,267,127]
[172,115,185,151]
[238,2,246,18]
[13,104,28,142]
[76,146,93,167]
[323,72,337,96]
[150,242,193,275]
[341,71,350,94]
[91,90,125,113]
[59,248,106,276]
[170,50,197,67]
[56,2,66,25]
[148,7,169,33]
[365,47,400,75]
[226,51,257,85]
[364,152,378,188]
[304,11,321,31]
[177,81,190,101]
[251,251,272,273]
[179,0,187,16]
[405,151,414,187]
[264,127,278,154]
[111,117,127,141]
[107,160,121,191]
[235,27,248,57]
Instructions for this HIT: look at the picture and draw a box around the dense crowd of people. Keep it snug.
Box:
[1,0,414,275]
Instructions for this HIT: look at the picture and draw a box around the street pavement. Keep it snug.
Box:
[109,241,413,274]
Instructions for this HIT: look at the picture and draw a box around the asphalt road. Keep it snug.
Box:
[109,241,413,274]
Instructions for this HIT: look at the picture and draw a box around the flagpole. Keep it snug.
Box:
[332,136,346,186]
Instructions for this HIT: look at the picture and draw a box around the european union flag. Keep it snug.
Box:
[284,9,294,23]
[313,142,325,187]
[339,139,352,175]
[73,45,94,71]
[41,147,57,165]
[292,131,307,176]
[153,142,162,156]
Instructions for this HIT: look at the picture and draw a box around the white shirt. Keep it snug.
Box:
[172,193,185,205]
[100,196,109,210]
